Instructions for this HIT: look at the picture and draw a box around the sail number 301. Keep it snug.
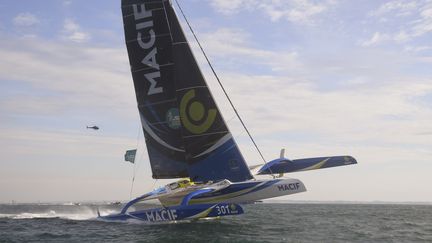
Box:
[215,205,234,215]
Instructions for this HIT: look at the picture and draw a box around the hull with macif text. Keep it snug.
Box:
[98,203,243,222]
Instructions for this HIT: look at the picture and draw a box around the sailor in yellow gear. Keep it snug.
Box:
[167,178,194,191]
[177,178,194,188]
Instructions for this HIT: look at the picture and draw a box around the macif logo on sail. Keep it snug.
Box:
[133,3,163,96]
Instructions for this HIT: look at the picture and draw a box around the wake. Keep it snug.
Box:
[0,207,117,220]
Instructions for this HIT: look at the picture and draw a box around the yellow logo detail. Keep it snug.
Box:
[180,89,216,134]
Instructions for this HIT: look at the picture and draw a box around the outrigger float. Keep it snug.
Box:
[99,0,357,223]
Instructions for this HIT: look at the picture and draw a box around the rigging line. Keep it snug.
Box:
[130,157,137,200]
[129,122,142,199]
[174,0,269,166]
[130,147,146,199]
[135,122,141,149]
[129,175,135,200]
[152,179,158,190]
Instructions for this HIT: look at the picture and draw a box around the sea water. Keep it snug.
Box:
[1,203,431,242]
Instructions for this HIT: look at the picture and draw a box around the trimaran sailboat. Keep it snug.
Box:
[99,0,357,222]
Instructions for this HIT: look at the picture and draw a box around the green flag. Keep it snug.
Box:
[124,149,137,164]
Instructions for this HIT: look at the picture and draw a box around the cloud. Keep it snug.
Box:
[364,1,432,45]
[404,45,432,52]
[0,35,151,201]
[369,0,418,17]
[180,27,432,165]
[210,0,335,24]
[259,0,329,23]
[61,18,90,43]
[0,37,133,118]
[360,32,390,46]
[178,25,432,153]
[13,13,40,27]
[195,28,301,72]
[412,6,432,37]
[179,25,432,169]
[2,26,429,154]
[209,0,250,15]
[63,0,72,6]
[217,72,432,141]
[393,30,410,42]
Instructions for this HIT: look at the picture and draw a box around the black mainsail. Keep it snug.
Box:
[121,0,253,182]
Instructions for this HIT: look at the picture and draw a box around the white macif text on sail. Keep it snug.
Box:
[133,4,163,95]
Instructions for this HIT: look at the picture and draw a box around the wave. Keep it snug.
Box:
[0,207,118,220]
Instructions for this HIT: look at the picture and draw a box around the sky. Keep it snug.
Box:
[0,0,431,203]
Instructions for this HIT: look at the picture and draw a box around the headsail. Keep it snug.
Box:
[121,0,253,182]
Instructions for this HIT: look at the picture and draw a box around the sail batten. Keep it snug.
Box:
[132,63,174,73]
[172,42,188,45]
[125,33,171,42]
[138,98,177,107]
[183,131,229,139]
[176,86,208,92]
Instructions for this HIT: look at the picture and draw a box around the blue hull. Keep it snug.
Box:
[99,203,243,222]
